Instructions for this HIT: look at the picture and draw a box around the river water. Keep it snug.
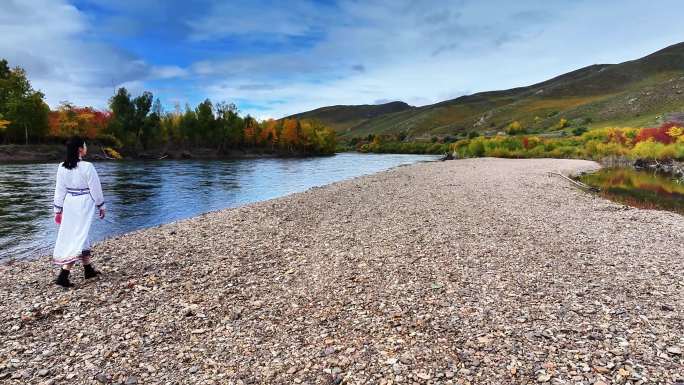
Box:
[0,153,437,261]
[579,167,684,214]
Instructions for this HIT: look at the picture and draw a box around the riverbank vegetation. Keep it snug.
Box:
[0,59,336,157]
[355,122,684,161]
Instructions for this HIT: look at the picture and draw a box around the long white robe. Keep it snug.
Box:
[52,161,105,265]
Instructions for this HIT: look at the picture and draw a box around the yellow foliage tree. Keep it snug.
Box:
[506,121,524,134]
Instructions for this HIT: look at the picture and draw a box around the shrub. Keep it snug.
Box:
[667,125,683,138]
[630,140,665,159]
[468,138,486,157]
[675,143,684,159]
[572,126,588,136]
[522,136,542,149]
[635,122,680,144]
[506,121,525,135]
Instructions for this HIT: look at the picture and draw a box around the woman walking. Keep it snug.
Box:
[53,136,106,288]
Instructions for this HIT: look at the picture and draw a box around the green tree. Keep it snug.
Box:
[132,91,153,148]
[195,99,215,147]
[0,61,49,144]
[180,104,198,145]
[107,87,134,144]
[215,101,242,149]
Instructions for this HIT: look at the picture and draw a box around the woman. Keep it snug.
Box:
[53,136,106,288]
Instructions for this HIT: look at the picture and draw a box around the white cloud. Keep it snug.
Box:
[150,65,188,79]
[187,0,329,41]
[188,0,684,119]
[4,0,684,119]
[0,0,188,109]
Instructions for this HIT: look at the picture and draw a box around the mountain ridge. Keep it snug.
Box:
[288,42,684,139]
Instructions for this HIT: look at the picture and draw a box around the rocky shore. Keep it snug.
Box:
[1,158,682,385]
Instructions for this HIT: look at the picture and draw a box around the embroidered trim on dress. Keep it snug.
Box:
[52,255,84,265]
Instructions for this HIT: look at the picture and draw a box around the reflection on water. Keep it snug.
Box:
[0,153,437,261]
[580,167,684,214]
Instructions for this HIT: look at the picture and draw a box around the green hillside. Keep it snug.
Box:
[288,42,684,139]
[288,101,414,133]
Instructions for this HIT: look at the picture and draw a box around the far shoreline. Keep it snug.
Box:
[0,143,339,164]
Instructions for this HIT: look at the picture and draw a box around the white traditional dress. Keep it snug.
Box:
[53,161,105,265]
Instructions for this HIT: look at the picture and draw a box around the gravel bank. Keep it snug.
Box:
[1,158,682,385]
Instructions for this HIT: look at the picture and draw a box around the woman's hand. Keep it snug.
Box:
[55,213,62,224]
[99,207,106,219]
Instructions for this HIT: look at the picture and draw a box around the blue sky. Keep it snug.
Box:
[2,0,684,119]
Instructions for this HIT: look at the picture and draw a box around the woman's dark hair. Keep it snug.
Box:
[63,136,85,169]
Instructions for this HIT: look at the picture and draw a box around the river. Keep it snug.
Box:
[0,153,438,261]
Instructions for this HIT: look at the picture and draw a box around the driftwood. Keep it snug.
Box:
[547,171,599,192]
[101,147,114,160]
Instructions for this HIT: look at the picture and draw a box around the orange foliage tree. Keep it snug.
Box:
[259,119,279,148]
[280,118,299,150]
[49,102,111,139]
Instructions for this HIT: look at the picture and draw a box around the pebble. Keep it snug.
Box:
[667,346,682,355]
[416,372,431,380]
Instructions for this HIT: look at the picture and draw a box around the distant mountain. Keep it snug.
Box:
[289,42,684,139]
[288,101,414,134]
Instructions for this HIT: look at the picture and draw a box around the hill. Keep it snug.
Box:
[288,101,414,134]
[288,42,684,139]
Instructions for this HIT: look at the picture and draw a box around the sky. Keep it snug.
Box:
[1,0,683,119]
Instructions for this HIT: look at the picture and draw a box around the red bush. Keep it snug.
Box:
[634,122,678,144]
[607,129,628,145]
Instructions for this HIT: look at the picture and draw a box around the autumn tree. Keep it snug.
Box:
[280,118,299,151]
[259,119,278,148]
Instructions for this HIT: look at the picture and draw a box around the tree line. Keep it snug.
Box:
[0,59,336,155]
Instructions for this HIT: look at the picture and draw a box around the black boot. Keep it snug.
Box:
[84,264,101,279]
[55,269,74,288]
